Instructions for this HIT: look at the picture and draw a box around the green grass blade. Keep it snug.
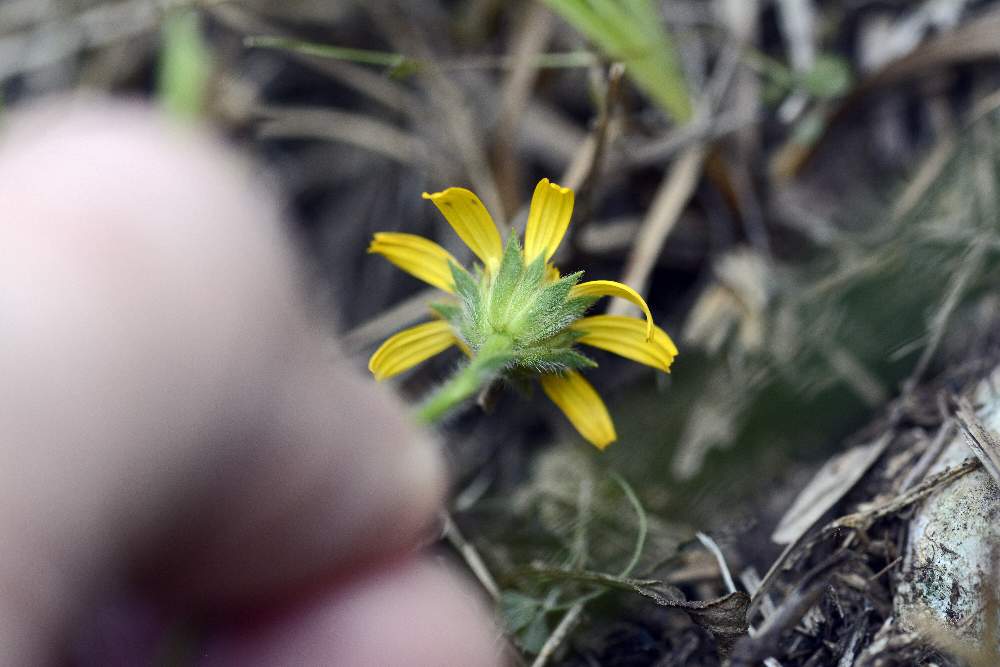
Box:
[610,472,648,578]
[244,35,411,69]
[541,0,692,122]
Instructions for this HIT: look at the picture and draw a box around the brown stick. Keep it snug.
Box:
[956,398,1000,487]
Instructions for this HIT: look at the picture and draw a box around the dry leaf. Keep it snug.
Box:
[772,434,891,544]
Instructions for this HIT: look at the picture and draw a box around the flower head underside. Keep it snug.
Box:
[367,179,677,449]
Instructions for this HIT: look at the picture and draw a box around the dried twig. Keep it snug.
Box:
[899,418,954,492]
[891,134,957,222]
[369,4,505,225]
[749,535,810,618]
[732,579,829,667]
[561,63,626,243]
[740,567,776,625]
[956,398,1000,487]
[836,609,871,667]
[341,288,438,354]
[752,457,980,617]
[622,108,759,169]
[608,144,707,315]
[902,242,987,393]
[558,64,626,193]
[441,511,501,602]
[494,3,554,214]
[817,341,889,407]
[771,434,891,546]
[255,106,428,165]
[0,0,165,82]
[530,601,584,667]
[830,457,980,531]
[696,531,737,594]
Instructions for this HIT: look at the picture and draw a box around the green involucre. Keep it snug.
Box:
[441,235,597,375]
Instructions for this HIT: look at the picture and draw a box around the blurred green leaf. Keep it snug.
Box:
[748,49,852,103]
[520,613,552,654]
[157,8,211,120]
[802,54,853,99]
[500,591,542,633]
[541,0,692,122]
[501,590,552,654]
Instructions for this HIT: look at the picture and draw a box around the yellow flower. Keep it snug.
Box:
[368,179,677,449]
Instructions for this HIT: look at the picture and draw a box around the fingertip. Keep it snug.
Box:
[202,559,503,667]
[144,349,448,611]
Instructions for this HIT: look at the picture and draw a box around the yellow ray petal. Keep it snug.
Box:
[570,280,654,340]
[368,320,458,381]
[368,232,458,294]
[422,187,503,272]
[524,178,575,264]
[571,315,678,373]
[540,371,617,449]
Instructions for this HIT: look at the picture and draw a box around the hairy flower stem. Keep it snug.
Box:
[416,334,514,424]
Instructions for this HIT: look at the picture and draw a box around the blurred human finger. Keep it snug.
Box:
[202,559,502,667]
[0,100,452,662]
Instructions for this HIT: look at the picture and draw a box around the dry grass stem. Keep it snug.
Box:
[609,144,706,316]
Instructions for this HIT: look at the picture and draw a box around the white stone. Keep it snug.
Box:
[897,366,1000,638]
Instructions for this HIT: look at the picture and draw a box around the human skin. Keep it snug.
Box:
[0,101,500,665]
